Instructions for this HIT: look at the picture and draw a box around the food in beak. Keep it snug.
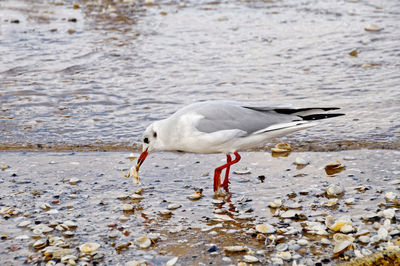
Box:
[122,149,148,185]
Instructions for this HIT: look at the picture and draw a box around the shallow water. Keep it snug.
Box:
[1,0,400,151]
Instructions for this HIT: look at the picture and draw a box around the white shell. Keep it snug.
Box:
[333,240,352,254]
[276,251,291,261]
[69,178,81,185]
[224,245,248,252]
[137,236,151,249]
[326,184,344,197]
[167,204,182,210]
[122,204,134,211]
[166,257,178,266]
[255,224,276,234]
[365,24,383,32]
[269,199,282,208]
[79,242,100,253]
[243,255,259,263]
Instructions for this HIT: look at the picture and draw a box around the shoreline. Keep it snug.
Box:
[0,139,399,152]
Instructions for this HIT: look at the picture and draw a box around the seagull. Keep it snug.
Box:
[135,100,344,193]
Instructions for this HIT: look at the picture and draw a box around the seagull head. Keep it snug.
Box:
[136,122,161,171]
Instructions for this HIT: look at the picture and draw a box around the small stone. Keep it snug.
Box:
[224,245,248,252]
[276,243,288,252]
[160,209,172,216]
[69,178,81,185]
[256,224,276,234]
[166,257,178,266]
[17,220,32,227]
[214,214,234,221]
[16,235,29,240]
[382,209,395,219]
[269,199,282,208]
[365,24,383,32]
[79,242,100,254]
[297,239,309,246]
[136,236,151,249]
[243,255,259,263]
[63,220,77,229]
[358,235,370,243]
[280,210,305,219]
[321,238,331,245]
[119,215,129,222]
[276,251,291,261]
[370,235,381,244]
[33,239,47,249]
[326,183,344,197]
[167,204,181,210]
[122,204,134,211]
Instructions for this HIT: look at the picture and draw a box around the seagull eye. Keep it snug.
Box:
[153,132,157,138]
[143,137,149,144]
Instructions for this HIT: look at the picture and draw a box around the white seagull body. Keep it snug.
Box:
[135,100,344,192]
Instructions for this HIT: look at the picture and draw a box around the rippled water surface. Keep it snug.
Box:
[1,0,399,151]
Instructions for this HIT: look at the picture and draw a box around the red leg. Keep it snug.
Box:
[221,154,232,189]
[213,152,241,192]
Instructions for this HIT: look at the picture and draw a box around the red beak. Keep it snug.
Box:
[136,148,148,171]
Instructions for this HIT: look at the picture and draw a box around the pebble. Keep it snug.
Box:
[119,215,129,222]
[365,24,383,32]
[33,239,47,249]
[160,209,172,215]
[166,257,178,266]
[382,208,395,219]
[136,236,151,249]
[358,235,370,243]
[69,178,81,185]
[269,199,282,208]
[122,204,134,211]
[17,220,32,227]
[326,183,344,197]
[243,255,259,263]
[280,210,304,219]
[255,224,276,234]
[276,243,288,252]
[79,242,100,254]
[293,157,309,165]
[297,239,309,246]
[167,204,181,210]
[276,251,291,261]
[224,245,248,252]
[320,238,331,245]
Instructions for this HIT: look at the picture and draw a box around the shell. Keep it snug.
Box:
[255,224,276,234]
[243,255,259,263]
[33,239,47,249]
[325,216,353,232]
[167,204,182,210]
[271,143,291,153]
[276,251,291,261]
[224,245,248,252]
[136,236,151,249]
[269,199,282,208]
[166,257,178,266]
[326,183,344,197]
[121,165,140,185]
[325,161,345,175]
[122,204,134,211]
[333,240,353,254]
[293,157,309,165]
[189,192,203,200]
[365,24,383,32]
[79,242,100,254]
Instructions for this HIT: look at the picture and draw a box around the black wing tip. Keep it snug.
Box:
[274,107,341,114]
[300,113,345,121]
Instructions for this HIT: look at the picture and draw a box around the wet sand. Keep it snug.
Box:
[0,150,399,265]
